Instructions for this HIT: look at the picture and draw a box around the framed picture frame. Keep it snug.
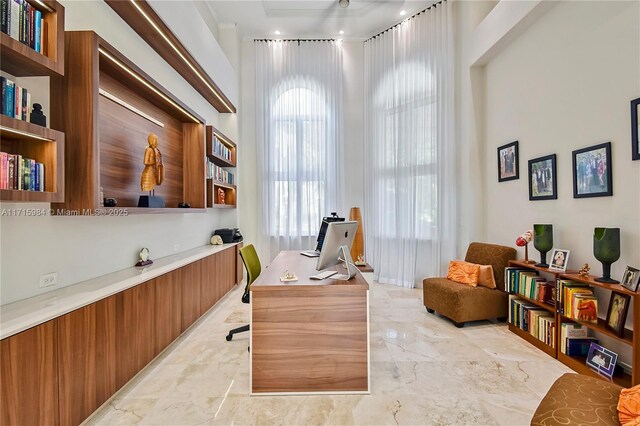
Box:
[498,141,519,182]
[605,292,631,337]
[621,266,640,292]
[548,248,570,272]
[586,342,618,379]
[572,142,613,198]
[632,98,639,161]
[528,154,557,201]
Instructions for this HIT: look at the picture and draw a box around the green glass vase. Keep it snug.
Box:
[594,227,620,283]
[533,224,553,268]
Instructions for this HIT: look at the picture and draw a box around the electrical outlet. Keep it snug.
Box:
[39,272,58,288]
[173,244,180,252]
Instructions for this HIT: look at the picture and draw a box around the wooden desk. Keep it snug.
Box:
[250,251,370,395]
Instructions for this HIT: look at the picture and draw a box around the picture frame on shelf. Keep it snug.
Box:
[632,97,639,161]
[605,292,631,337]
[586,342,618,380]
[621,266,640,292]
[528,154,557,201]
[498,141,519,182]
[572,142,613,198]
[548,248,570,272]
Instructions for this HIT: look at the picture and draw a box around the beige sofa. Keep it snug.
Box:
[422,242,516,327]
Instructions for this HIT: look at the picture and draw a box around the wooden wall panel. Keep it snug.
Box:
[57,297,116,426]
[155,271,182,355]
[183,123,205,208]
[116,280,156,389]
[181,261,202,331]
[0,321,58,426]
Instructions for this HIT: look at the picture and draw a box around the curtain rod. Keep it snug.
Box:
[364,0,446,43]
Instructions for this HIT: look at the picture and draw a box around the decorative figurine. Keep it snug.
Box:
[30,103,46,127]
[135,247,153,267]
[210,235,223,245]
[578,263,591,277]
[217,187,226,205]
[280,270,298,282]
[515,230,535,263]
[138,133,165,208]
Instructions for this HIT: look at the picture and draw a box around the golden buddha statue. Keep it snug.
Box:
[141,133,164,193]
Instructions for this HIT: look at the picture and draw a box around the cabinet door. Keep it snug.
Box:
[1,321,58,426]
[181,260,202,331]
[58,297,116,426]
[155,271,182,355]
[224,247,237,294]
[116,280,156,389]
[200,255,215,313]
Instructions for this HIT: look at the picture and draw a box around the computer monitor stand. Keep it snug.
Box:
[331,245,358,280]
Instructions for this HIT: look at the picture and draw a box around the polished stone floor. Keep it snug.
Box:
[87,275,571,426]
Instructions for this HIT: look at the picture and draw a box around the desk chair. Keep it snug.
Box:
[226,244,261,341]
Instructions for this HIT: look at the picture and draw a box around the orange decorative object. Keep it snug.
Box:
[217,187,226,204]
[446,260,481,286]
[618,384,640,426]
[477,265,497,289]
[349,207,365,264]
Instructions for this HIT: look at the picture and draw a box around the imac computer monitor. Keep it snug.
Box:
[316,221,359,280]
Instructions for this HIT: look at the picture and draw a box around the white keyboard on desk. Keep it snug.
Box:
[310,270,338,280]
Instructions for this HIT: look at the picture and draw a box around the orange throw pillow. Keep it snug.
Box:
[618,384,640,426]
[447,260,480,286]
[477,264,497,289]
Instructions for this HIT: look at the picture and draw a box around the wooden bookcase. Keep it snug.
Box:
[0,0,65,202]
[51,31,207,214]
[206,125,237,209]
[0,0,64,77]
[508,260,638,387]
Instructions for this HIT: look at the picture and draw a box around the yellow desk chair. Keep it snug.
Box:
[226,244,261,341]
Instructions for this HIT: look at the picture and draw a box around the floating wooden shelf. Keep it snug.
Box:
[51,31,206,214]
[209,204,235,209]
[206,126,236,167]
[507,259,639,386]
[0,0,64,77]
[0,115,64,202]
[207,180,236,209]
[105,0,235,113]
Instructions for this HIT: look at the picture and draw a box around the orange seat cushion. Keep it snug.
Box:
[619,384,640,426]
[446,260,480,286]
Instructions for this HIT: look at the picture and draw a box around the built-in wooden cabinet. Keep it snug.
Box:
[0,245,239,426]
[0,320,58,426]
[206,126,237,209]
[57,297,116,426]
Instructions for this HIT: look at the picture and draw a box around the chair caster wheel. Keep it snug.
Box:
[226,334,233,341]
[426,308,435,314]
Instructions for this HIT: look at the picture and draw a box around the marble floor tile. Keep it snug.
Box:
[86,278,572,426]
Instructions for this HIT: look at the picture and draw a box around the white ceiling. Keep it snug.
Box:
[204,0,438,40]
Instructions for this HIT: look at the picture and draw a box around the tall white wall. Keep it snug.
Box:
[480,0,639,363]
[0,0,238,305]
[238,40,365,262]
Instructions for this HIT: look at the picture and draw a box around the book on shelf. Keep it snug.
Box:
[1,0,46,54]
[206,159,234,185]
[572,294,598,324]
[558,279,590,315]
[509,295,555,347]
[560,323,589,354]
[0,151,44,191]
[1,77,34,121]
[211,135,232,162]
[565,337,598,356]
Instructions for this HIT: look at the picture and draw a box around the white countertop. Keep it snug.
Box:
[0,243,240,340]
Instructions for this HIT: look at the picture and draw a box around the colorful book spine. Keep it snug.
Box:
[5,79,14,117]
[9,0,19,40]
[33,9,40,52]
[0,152,6,189]
[38,161,44,191]
[1,0,8,34]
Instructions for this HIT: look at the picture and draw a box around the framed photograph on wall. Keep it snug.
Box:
[605,292,631,337]
[572,142,613,198]
[498,141,519,182]
[621,266,640,292]
[548,248,570,272]
[528,154,557,200]
[586,343,617,380]
[632,97,639,160]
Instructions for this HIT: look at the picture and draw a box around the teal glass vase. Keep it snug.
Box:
[594,227,620,283]
[533,224,553,268]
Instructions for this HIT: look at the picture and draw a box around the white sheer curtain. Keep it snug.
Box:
[255,40,343,262]
[364,2,455,287]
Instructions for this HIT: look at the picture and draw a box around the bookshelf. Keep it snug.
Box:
[51,31,207,213]
[206,126,236,209]
[0,0,65,202]
[0,0,64,77]
[507,259,639,387]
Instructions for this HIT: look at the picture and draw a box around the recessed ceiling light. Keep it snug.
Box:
[275,30,281,35]
[400,10,407,16]
[339,30,344,35]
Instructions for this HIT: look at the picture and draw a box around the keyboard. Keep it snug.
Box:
[310,270,337,280]
[300,250,320,258]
